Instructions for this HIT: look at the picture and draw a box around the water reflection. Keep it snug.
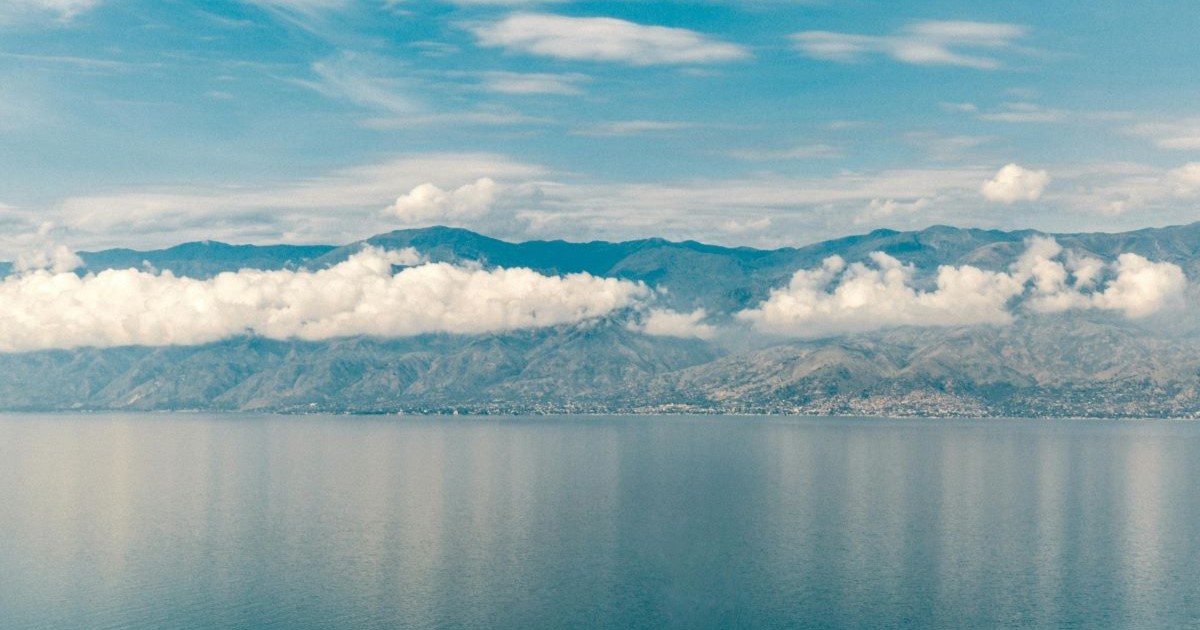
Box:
[1,415,1200,629]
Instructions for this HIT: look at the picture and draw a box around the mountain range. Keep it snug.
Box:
[4,223,1200,417]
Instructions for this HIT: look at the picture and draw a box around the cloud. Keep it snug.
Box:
[1127,118,1200,150]
[8,222,83,274]
[1168,162,1200,196]
[0,0,101,22]
[738,237,1186,337]
[720,217,772,233]
[480,71,588,95]
[387,178,499,224]
[792,20,1027,69]
[727,144,842,161]
[738,253,1024,336]
[629,308,715,340]
[903,132,993,161]
[471,13,750,65]
[363,110,547,128]
[978,102,1066,123]
[854,197,931,225]
[302,53,418,114]
[56,152,545,248]
[0,247,648,352]
[981,163,1049,203]
[1015,237,1186,319]
[573,120,695,136]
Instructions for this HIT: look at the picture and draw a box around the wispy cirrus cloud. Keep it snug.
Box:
[479,71,589,95]
[572,120,696,136]
[727,144,842,161]
[1126,117,1200,150]
[54,153,547,248]
[792,20,1028,70]
[470,13,750,65]
[0,0,101,23]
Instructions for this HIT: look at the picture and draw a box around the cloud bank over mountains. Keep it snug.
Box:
[0,247,647,352]
[0,233,1187,351]
[738,237,1186,337]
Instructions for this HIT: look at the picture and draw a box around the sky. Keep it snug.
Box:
[2,0,1200,254]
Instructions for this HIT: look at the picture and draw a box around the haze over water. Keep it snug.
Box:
[2,414,1199,629]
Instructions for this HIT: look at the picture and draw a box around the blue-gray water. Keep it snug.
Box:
[1,415,1199,629]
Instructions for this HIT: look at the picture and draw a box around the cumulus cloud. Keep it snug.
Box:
[792,20,1027,70]
[0,247,648,352]
[738,237,1186,337]
[387,178,500,225]
[12,222,82,274]
[1016,237,1186,319]
[738,253,1024,336]
[981,163,1049,203]
[471,13,750,65]
[630,308,715,340]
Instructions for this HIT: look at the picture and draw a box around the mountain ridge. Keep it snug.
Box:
[2,221,1200,417]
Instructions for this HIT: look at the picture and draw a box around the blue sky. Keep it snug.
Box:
[2,0,1200,252]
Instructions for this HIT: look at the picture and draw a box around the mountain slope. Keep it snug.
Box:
[3,222,1200,416]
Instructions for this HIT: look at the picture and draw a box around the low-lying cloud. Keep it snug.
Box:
[738,237,1186,337]
[0,247,647,352]
[630,308,715,340]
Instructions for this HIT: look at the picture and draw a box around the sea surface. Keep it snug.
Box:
[1,414,1199,629]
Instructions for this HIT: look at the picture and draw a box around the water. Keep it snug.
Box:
[1,415,1199,629]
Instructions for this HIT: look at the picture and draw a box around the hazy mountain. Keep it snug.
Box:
[4,222,1200,417]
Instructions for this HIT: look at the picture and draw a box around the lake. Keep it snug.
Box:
[1,414,1198,629]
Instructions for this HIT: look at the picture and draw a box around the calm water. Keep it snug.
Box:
[1,415,1199,629]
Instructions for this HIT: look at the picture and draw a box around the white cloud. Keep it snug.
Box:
[903,132,993,160]
[1168,162,1200,196]
[480,71,588,95]
[738,253,1024,336]
[854,197,931,225]
[0,0,100,22]
[56,152,545,249]
[387,178,500,225]
[1015,237,1186,319]
[443,0,565,5]
[720,217,771,233]
[792,20,1027,70]
[630,308,715,340]
[573,120,695,136]
[981,163,1049,203]
[0,247,648,352]
[939,102,978,113]
[303,53,418,114]
[9,222,82,274]
[363,110,547,128]
[738,237,1186,337]
[471,13,750,65]
[727,144,842,161]
[978,102,1066,123]
[1127,118,1200,150]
